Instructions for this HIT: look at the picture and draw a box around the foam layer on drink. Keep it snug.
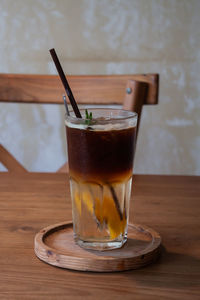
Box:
[65,118,137,131]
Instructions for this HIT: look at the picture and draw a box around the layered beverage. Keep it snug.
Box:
[65,108,137,250]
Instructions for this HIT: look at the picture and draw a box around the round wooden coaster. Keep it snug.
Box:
[34,221,161,272]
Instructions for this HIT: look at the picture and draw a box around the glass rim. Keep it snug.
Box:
[65,108,137,124]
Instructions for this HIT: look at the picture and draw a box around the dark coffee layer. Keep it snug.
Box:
[66,126,136,182]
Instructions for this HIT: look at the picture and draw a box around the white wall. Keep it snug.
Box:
[0,0,200,174]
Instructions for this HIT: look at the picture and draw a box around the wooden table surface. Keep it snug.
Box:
[0,172,200,299]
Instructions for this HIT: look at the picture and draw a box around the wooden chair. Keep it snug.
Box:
[0,73,159,173]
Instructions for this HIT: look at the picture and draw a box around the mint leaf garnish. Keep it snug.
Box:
[85,109,93,126]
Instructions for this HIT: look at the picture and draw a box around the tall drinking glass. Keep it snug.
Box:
[65,108,137,250]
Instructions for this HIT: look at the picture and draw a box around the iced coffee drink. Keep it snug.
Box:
[65,108,137,250]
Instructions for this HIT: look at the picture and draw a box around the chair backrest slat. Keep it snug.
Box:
[0,73,159,105]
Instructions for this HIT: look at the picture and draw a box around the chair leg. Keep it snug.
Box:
[57,162,69,173]
[0,144,27,173]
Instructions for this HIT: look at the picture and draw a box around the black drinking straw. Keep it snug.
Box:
[50,49,123,220]
[49,48,82,118]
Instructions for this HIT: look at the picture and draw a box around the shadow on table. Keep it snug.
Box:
[123,245,200,289]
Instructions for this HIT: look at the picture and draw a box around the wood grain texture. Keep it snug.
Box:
[0,73,159,105]
[34,222,161,272]
[0,172,199,299]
